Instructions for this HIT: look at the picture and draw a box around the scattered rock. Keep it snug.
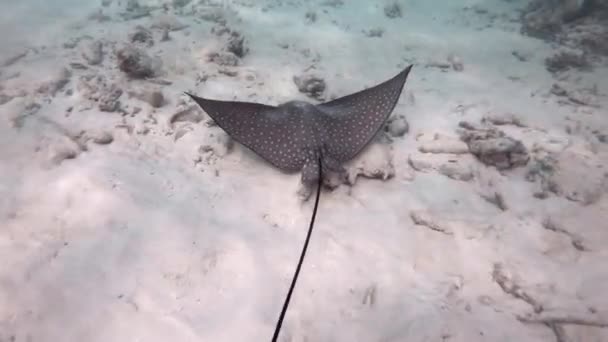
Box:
[545,50,591,74]
[121,0,152,20]
[134,120,150,135]
[345,141,394,185]
[384,2,402,18]
[172,0,191,8]
[592,130,607,143]
[130,88,165,108]
[480,190,508,211]
[410,211,453,235]
[218,68,238,77]
[142,89,164,108]
[408,149,477,182]
[129,26,154,46]
[207,51,239,67]
[49,144,79,165]
[550,83,599,107]
[90,131,114,144]
[418,135,470,154]
[321,0,344,8]
[459,124,529,169]
[70,62,88,70]
[151,14,188,31]
[438,161,474,181]
[482,113,527,127]
[197,131,234,164]
[82,40,104,65]
[226,32,248,58]
[385,114,408,137]
[363,27,384,38]
[170,105,204,127]
[520,0,590,39]
[99,87,123,112]
[407,154,434,172]
[447,54,464,71]
[546,147,607,204]
[293,73,326,100]
[512,50,532,62]
[160,29,171,42]
[116,46,162,79]
[199,8,228,24]
[305,11,317,24]
[76,74,124,112]
[88,10,111,22]
[425,59,452,71]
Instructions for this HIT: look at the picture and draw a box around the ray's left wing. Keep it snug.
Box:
[186,93,305,172]
[317,65,413,163]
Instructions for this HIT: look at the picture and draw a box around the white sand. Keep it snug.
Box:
[1,0,607,341]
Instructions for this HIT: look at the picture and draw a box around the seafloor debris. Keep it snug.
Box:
[418,134,470,154]
[482,112,527,128]
[549,83,600,107]
[459,123,529,170]
[410,211,454,235]
[437,160,474,182]
[226,32,248,58]
[520,0,592,39]
[293,73,326,100]
[129,87,165,108]
[305,11,317,24]
[527,144,607,204]
[120,0,152,20]
[447,53,464,71]
[150,14,188,32]
[77,74,123,112]
[207,51,239,67]
[172,0,192,8]
[544,50,591,74]
[98,85,124,112]
[81,40,104,65]
[321,0,344,8]
[115,46,162,79]
[129,26,154,47]
[89,130,114,145]
[345,140,395,185]
[170,103,203,124]
[363,27,384,38]
[520,0,608,69]
[426,54,464,72]
[384,2,402,18]
[196,130,234,165]
[385,113,409,137]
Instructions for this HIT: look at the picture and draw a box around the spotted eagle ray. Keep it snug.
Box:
[186,64,413,188]
[185,65,413,341]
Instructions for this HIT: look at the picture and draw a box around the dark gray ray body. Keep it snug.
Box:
[186,64,413,186]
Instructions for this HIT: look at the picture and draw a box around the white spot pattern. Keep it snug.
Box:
[186,65,413,177]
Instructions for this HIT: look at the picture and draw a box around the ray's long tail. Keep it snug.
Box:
[271,158,323,342]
